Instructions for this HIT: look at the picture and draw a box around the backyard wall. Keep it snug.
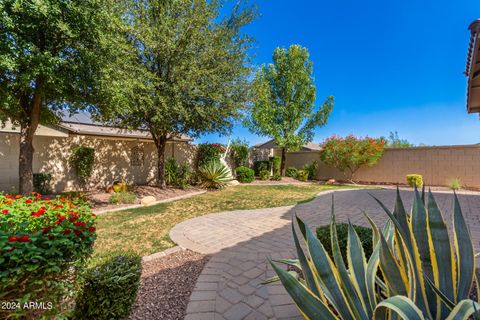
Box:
[0,133,196,193]
[285,144,480,189]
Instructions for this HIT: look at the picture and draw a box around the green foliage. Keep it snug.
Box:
[271,189,478,319]
[253,161,271,176]
[285,167,298,178]
[112,181,128,193]
[316,223,373,262]
[196,144,225,168]
[165,158,192,189]
[106,0,257,186]
[70,146,95,184]
[33,173,52,194]
[259,169,270,180]
[109,192,137,205]
[199,161,232,189]
[302,160,318,180]
[447,178,462,190]
[271,174,282,181]
[270,156,281,176]
[235,166,255,183]
[74,252,142,320]
[386,131,414,148]
[320,135,386,181]
[230,139,250,168]
[406,174,423,188]
[246,45,333,172]
[296,170,309,182]
[0,194,96,319]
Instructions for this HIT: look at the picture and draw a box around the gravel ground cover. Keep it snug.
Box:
[129,250,210,320]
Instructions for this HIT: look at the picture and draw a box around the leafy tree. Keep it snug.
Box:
[320,135,386,182]
[108,0,256,189]
[0,0,136,193]
[246,45,333,175]
[385,131,413,148]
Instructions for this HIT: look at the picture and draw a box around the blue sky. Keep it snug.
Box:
[197,0,480,146]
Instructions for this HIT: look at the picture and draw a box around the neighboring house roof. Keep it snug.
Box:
[252,139,321,151]
[465,19,480,114]
[0,113,192,142]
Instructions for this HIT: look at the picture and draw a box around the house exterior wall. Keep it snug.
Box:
[285,145,480,189]
[0,133,196,193]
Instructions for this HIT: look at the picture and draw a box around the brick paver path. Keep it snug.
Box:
[170,189,480,320]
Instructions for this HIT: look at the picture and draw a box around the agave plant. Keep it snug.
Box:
[271,188,479,319]
[198,160,232,189]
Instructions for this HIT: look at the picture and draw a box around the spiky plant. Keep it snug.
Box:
[271,188,479,319]
[198,160,232,189]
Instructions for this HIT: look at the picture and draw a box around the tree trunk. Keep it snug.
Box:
[18,93,42,195]
[153,133,168,189]
[281,147,287,176]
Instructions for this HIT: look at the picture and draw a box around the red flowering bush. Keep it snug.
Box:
[320,135,385,182]
[0,192,96,318]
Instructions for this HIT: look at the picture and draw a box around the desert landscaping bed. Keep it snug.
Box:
[129,250,209,320]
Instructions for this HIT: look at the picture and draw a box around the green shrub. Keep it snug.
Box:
[235,166,255,183]
[296,170,308,181]
[199,161,232,189]
[109,192,137,205]
[447,178,462,190]
[230,139,249,168]
[406,174,423,188]
[271,174,282,181]
[74,252,142,320]
[303,160,318,180]
[259,169,270,180]
[196,143,225,168]
[316,223,373,262]
[165,158,191,189]
[253,160,270,175]
[33,172,52,194]
[70,146,95,184]
[269,156,281,176]
[285,167,298,178]
[0,194,96,319]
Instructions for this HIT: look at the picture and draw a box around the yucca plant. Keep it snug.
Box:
[198,160,233,189]
[271,188,479,319]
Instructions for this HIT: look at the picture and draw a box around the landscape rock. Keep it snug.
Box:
[141,196,157,206]
[227,180,240,186]
[327,179,336,184]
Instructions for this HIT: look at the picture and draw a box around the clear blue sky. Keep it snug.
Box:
[197,0,480,146]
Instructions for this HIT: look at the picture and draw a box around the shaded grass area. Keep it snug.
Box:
[93,184,357,261]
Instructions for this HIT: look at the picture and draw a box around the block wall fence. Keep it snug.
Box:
[285,145,480,189]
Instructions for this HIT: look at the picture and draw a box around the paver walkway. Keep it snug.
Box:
[170,189,480,320]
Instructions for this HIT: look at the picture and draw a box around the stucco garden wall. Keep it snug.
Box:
[0,133,196,193]
[285,145,480,189]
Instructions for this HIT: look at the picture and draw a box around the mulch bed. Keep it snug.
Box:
[129,250,210,320]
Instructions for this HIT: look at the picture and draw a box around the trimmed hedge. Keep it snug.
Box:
[316,223,373,262]
[236,166,255,183]
[296,170,308,181]
[73,252,142,320]
[406,174,423,188]
[253,160,271,176]
[285,167,298,178]
[259,169,270,180]
[269,156,281,176]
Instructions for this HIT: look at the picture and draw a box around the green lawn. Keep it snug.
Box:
[93,184,357,261]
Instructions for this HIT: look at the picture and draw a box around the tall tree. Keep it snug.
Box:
[111,0,256,189]
[0,0,136,194]
[385,131,414,148]
[246,45,333,174]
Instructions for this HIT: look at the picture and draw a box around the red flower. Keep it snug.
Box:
[44,197,50,200]
[48,235,55,240]
[1,209,8,214]
[5,195,13,199]
[88,227,96,232]
[25,199,32,204]
[42,226,52,234]
[74,221,86,227]
[8,236,18,242]
[15,195,22,199]
[91,213,96,217]
[64,228,71,234]
[74,230,82,236]
[69,216,78,222]
[18,235,30,242]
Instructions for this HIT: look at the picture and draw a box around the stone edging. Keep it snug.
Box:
[92,190,207,215]
[141,246,186,263]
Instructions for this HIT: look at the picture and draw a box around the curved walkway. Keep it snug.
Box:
[170,189,480,320]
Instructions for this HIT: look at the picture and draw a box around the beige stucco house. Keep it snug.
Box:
[250,139,321,162]
[0,114,194,193]
[466,19,480,114]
